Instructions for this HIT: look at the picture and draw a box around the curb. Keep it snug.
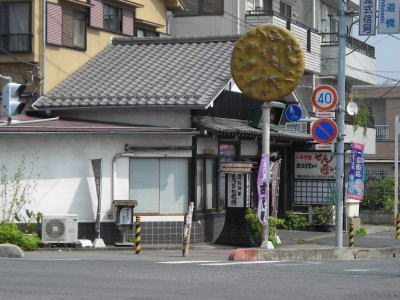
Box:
[228,246,400,261]
[0,244,24,258]
[258,246,400,260]
[228,248,258,261]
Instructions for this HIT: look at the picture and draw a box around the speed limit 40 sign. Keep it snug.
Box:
[311,85,338,111]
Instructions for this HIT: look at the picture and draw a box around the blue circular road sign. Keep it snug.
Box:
[285,105,302,122]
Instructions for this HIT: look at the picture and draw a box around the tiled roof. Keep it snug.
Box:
[34,36,239,109]
[193,116,312,142]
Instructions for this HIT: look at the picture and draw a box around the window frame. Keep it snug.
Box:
[279,1,292,19]
[46,3,87,51]
[129,157,190,216]
[196,156,218,213]
[0,1,32,53]
[174,0,224,17]
[103,2,123,34]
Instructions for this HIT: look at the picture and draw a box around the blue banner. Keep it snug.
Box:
[346,143,365,201]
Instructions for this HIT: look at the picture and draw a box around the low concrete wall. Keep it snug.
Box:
[360,211,394,225]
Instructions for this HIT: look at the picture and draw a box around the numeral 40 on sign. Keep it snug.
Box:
[312,85,338,111]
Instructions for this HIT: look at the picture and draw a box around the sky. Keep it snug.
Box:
[353,26,400,84]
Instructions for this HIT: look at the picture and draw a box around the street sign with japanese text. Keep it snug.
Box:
[360,0,377,35]
[315,144,334,151]
[311,85,338,111]
[312,118,338,144]
[294,152,336,180]
[378,0,400,34]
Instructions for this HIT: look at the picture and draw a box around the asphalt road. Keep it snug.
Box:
[0,250,399,300]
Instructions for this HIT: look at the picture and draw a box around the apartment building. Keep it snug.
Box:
[352,85,400,178]
[170,0,376,109]
[0,0,183,99]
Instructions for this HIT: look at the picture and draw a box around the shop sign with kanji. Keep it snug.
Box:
[294,152,336,180]
[227,173,245,208]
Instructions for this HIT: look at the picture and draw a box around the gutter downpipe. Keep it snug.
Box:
[111,153,136,218]
[41,0,46,95]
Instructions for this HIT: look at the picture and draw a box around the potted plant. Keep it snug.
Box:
[312,204,335,232]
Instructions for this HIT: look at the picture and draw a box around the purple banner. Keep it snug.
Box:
[346,143,365,201]
[257,154,269,225]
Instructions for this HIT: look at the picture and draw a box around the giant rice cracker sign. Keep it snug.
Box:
[295,152,336,180]
[230,25,305,102]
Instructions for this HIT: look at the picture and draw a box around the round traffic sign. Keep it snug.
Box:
[311,85,338,111]
[285,104,302,122]
[312,118,338,144]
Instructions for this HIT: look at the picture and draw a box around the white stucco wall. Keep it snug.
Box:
[344,125,376,154]
[197,137,218,155]
[0,134,192,222]
[58,108,192,128]
[240,140,258,156]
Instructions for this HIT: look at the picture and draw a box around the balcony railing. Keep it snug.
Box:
[0,34,32,53]
[375,125,389,140]
[245,9,318,33]
[321,33,375,58]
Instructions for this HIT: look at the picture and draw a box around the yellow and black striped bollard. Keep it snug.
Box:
[396,213,400,240]
[135,216,141,254]
[348,222,355,248]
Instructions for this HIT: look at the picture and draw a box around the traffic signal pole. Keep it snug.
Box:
[335,0,346,248]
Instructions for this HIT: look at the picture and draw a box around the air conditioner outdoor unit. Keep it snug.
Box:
[41,214,78,243]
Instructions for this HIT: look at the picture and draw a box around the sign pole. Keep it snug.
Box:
[261,102,271,248]
[335,0,346,248]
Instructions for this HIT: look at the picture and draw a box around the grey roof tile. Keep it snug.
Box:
[34,36,239,109]
[193,116,312,142]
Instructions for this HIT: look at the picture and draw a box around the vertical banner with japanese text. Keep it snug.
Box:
[346,143,365,201]
[257,154,269,225]
[359,0,377,35]
[378,0,400,34]
[227,173,245,208]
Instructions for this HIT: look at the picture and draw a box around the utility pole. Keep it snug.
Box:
[335,0,346,248]
[395,115,399,219]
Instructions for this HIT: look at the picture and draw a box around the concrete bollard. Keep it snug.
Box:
[135,216,141,254]
[348,222,355,248]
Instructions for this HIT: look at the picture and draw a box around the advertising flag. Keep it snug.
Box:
[346,143,365,201]
[257,154,269,225]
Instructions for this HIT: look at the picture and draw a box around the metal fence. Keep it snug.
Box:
[375,125,389,140]
[0,34,32,53]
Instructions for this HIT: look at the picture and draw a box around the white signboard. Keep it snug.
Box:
[378,0,400,34]
[227,173,245,208]
[295,152,336,180]
[360,0,377,35]
[119,207,133,225]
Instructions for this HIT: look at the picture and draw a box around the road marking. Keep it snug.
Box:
[200,261,283,266]
[157,260,223,264]
[345,269,378,272]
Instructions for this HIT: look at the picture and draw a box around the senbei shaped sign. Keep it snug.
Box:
[230,25,305,102]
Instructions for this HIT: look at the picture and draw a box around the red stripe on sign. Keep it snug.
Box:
[47,2,62,45]
[123,8,134,36]
[90,0,103,28]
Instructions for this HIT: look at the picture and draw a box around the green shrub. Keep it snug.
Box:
[245,208,285,247]
[283,211,309,230]
[312,204,334,225]
[356,227,367,236]
[0,223,41,251]
[362,176,398,212]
